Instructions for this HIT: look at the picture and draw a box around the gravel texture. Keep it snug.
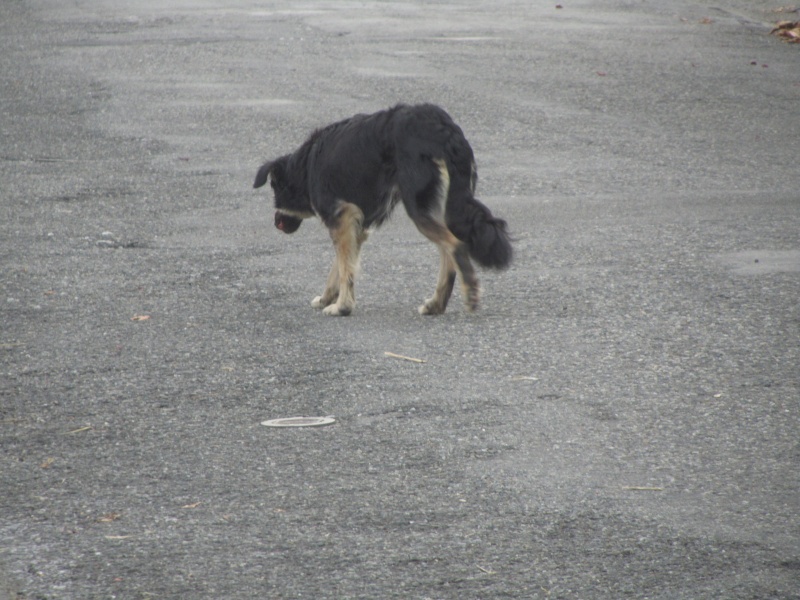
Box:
[2,1,799,598]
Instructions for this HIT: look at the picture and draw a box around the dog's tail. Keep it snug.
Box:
[445,172,513,270]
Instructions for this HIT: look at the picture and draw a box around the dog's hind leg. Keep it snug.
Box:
[321,202,365,316]
[452,242,479,312]
[419,243,457,315]
[414,218,479,314]
[406,158,479,314]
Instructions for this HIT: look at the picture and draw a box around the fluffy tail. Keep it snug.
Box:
[446,188,513,270]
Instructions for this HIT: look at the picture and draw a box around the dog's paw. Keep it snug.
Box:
[323,303,352,317]
[312,295,335,309]
[418,299,445,315]
[464,298,479,313]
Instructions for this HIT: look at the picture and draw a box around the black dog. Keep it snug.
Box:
[254,103,512,316]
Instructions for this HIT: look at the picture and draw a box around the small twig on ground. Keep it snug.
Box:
[384,351,425,363]
[65,426,93,435]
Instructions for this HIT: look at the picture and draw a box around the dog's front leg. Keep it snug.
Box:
[312,261,339,309]
[321,202,364,316]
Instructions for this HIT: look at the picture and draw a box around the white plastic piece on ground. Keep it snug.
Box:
[261,416,336,428]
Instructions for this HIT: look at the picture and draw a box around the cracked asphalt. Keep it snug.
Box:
[2,1,799,598]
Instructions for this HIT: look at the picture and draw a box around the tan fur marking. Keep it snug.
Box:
[433,158,450,219]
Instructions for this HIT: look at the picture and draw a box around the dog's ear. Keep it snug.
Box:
[253,156,288,189]
[253,161,273,188]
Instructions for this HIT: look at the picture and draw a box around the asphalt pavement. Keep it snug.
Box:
[2,1,799,598]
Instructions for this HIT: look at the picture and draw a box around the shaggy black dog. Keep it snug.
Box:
[254,103,512,316]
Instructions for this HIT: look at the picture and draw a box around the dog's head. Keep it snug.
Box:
[254,156,306,234]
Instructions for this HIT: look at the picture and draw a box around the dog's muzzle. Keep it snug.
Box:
[275,212,303,234]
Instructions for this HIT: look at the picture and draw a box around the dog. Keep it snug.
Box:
[254,103,512,316]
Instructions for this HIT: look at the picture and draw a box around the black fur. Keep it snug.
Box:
[254,103,512,315]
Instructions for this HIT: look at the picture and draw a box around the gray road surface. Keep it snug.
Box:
[2,1,799,598]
